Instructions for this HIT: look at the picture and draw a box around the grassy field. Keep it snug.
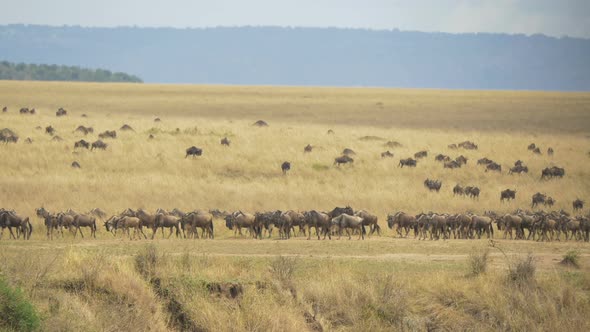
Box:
[1,81,590,331]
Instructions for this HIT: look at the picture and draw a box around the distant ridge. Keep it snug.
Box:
[0,60,142,83]
[0,25,589,90]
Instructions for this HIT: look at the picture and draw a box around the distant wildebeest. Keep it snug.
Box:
[327,129,335,135]
[74,125,93,135]
[531,192,547,208]
[514,160,524,167]
[455,155,468,165]
[185,146,202,158]
[458,141,478,150]
[0,210,32,240]
[56,108,67,116]
[424,179,442,192]
[527,143,536,150]
[547,147,554,156]
[45,125,55,135]
[342,148,356,156]
[485,162,501,172]
[541,166,565,179]
[2,106,6,113]
[381,150,394,158]
[0,128,18,143]
[225,211,257,237]
[91,140,107,150]
[387,212,416,238]
[435,154,451,162]
[465,186,480,199]
[74,139,90,149]
[304,144,313,153]
[72,214,97,238]
[281,161,291,174]
[331,214,365,240]
[544,197,555,207]
[154,117,161,122]
[328,206,354,219]
[509,165,528,174]
[532,147,542,154]
[120,124,134,131]
[71,161,81,168]
[448,143,458,149]
[477,157,493,165]
[253,120,269,127]
[148,134,155,139]
[221,137,231,146]
[444,160,461,169]
[19,107,30,114]
[384,141,402,148]
[453,184,464,196]
[573,199,584,212]
[414,150,428,159]
[355,210,380,236]
[334,155,354,166]
[500,189,516,202]
[399,158,417,168]
[98,130,117,139]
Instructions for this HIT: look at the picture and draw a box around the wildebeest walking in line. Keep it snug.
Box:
[541,166,565,180]
[185,146,202,158]
[99,130,117,139]
[74,139,90,149]
[453,184,464,196]
[547,147,554,156]
[531,192,547,208]
[500,189,516,202]
[465,186,480,199]
[221,137,230,146]
[414,150,428,159]
[485,162,502,172]
[281,161,291,174]
[381,150,394,158]
[331,214,365,240]
[399,158,417,168]
[334,155,354,166]
[0,209,32,240]
[56,108,67,116]
[424,179,442,192]
[304,144,313,153]
[91,140,107,150]
[573,199,584,212]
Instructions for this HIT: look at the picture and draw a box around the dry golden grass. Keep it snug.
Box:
[1,81,590,331]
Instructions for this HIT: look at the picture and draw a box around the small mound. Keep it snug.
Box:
[120,124,135,131]
[71,161,81,168]
[359,135,385,141]
[252,120,269,127]
[154,118,161,122]
[0,128,17,137]
[384,141,403,148]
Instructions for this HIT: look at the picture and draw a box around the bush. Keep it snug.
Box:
[561,250,580,268]
[508,254,536,285]
[270,256,297,282]
[0,275,40,331]
[468,250,489,276]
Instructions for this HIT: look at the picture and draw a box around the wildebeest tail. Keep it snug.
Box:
[26,217,32,240]
[209,218,214,239]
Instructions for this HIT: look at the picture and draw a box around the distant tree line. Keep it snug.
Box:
[0,60,142,83]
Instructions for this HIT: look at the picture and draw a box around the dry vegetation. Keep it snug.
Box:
[1,81,590,331]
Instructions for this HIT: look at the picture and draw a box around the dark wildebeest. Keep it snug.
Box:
[458,141,478,150]
[455,155,468,165]
[56,108,67,116]
[180,211,214,239]
[453,184,464,196]
[225,211,257,238]
[45,126,55,135]
[399,158,417,168]
[185,146,202,158]
[573,199,584,212]
[328,206,354,219]
[414,151,428,159]
[334,155,354,166]
[2,106,6,113]
[120,124,134,131]
[74,139,90,149]
[253,120,269,127]
[485,162,501,172]
[327,129,335,135]
[444,160,461,169]
[500,189,516,202]
[331,214,365,240]
[435,154,451,162]
[509,165,528,174]
[477,157,493,165]
[466,186,480,199]
[98,130,117,139]
[71,161,81,168]
[304,144,313,153]
[342,148,356,156]
[154,117,161,122]
[381,150,394,158]
[424,179,442,192]
[541,166,565,180]
[527,143,536,150]
[221,137,230,146]
[470,215,494,239]
[355,210,380,236]
[544,197,555,207]
[302,210,332,240]
[19,108,29,114]
[387,212,416,238]
[547,147,554,156]
[532,147,542,154]
[153,214,181,239]
[91,140,107,150]
[531,192,547,208]
[281,161,291,174]
[72,214,97,238]
[448,143,458,149]
[0,210,32,240]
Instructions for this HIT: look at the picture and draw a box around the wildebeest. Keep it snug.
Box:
[573,199,584,211]
[544,197,555,207]
[98,130,117,139]
[304,144,313,153]
[384,141,402,148]
[281,161,291,174]
[0,128,18,143]
[334,155,354,166]
[331,214,365,240]
[453,184,464,196]
[153,213,181,239]
[71,161,81,168]
[2,106,6,113]
[527,143,536,150]
[399,158,417,168]
[72,214,97,238]
[252,120,268,127]
[74,125,93,135]
[19,107,30,114]
[221,137,231,146]
[342,148,356,156]
[509,165,528,174]
[414,150,428,159]
[477,157,493,165]
[120,124,134,131]
[381,150,394,158]
[180,211,214,239]
[56,108,67,116]
[225,211,257,237]
[500,189,516,202]
[185,146,203,158]
[424,179,442,192]
[485,162,501,172]
[354,210,380,236]
[387,212,416,238]
[531,192,547,208]
[328,206,354,219]
[435,154,451,162]
[91,140,107,150]
[444,160,461,169]
[547,147,554,156]
[74,139,90,149]
[448,143,458,149]
[458,141,478,150]
[302,210,332,240]
[455,155,468,165]
[470,215,494,239]
[532,147,542,154]
[541,166,565,179]
[0,210,32,240]
[465,186,480,199]
[45,125,55,135]
[154,117,161,122]
[327,129,335,135]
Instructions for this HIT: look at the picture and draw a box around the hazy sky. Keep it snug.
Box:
[1,0,589,38]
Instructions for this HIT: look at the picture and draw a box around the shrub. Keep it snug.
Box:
[134,244,159,280]
[508,254,536,285]
[0,275,40,331]
[270,256,297,282]
[560,250,580,268]
[468,249,489,276]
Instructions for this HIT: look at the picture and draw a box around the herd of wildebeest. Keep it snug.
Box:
[1,205,590,243]
[1,106,589,243]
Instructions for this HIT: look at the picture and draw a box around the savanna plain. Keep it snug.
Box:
[1,81,590,331]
